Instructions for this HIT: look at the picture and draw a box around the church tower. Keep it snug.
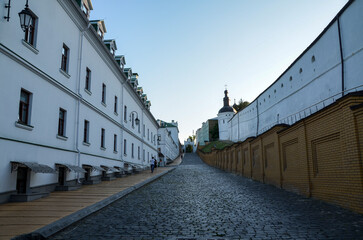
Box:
[218,89,236,141]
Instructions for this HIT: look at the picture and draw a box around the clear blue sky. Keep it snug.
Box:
[91,0,348,142]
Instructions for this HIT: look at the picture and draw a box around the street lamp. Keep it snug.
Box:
[129,111,140,125]
[18,0,33,32]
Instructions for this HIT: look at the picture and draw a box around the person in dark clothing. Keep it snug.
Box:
[150,157,155,173]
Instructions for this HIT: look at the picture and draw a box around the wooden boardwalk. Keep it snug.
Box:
[0,159,181,240]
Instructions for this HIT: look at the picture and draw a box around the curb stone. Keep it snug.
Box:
[12,167,177,240]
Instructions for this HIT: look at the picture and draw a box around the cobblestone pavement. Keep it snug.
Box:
[50,153,363,240]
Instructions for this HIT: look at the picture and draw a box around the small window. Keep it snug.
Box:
[83,120,89,143]
[281,83,284,88]
[81,2,89,18]
[58,108,66,137]
[143,124,145,136]
[102,84,106,104]
[311,55,316,62]
[18,89,32,125]
[114,134,117,152]
[131,143,134,158]
[85,68,91,91]
[147,129,149,140]
[299,68,303,74]
[138,146,140,159]
[289,76,292,81]
[124,106,127,122]
[274,89,276,93]
[131,112,135,128]
[123,139,127,155]
[24,12,37,46]
[61,44,69,72]
[114,96,118,113]
[143,149,145,161]
[101,128,105,148]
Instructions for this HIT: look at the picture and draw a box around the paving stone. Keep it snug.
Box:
[50,153,363,240]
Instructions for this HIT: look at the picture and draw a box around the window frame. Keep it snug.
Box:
[101,128,105,148]
[123,139,127,155]
[85,67,91,92]
[131,143,134,158]
[114,96,118,113]
[124,106,127,122]
[114,134,117,152]
[83,120,90,143]
[18,89,32,125]
[61,44,69,73]
[102,83,106,104]
[58,108,66,137]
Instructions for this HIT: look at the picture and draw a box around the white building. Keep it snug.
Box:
[0,0,159,203]
[227,0,363,142]
[196,117,218,146]
[157,120,180,165]
[217,90,236,141]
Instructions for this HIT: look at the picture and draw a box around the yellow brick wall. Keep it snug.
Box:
[197,93,363,214]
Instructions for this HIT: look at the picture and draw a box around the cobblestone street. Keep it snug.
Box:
[51,153,363,240]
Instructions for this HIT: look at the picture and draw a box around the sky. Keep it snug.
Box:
[90,0,348,142]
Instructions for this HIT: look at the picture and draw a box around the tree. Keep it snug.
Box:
[188,135,195,142]
[233,98,250,112]
[209,123,219,141]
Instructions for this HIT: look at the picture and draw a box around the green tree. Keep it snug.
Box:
[233,98,250,112]
[188,135,195,142]
[209,124,219,141]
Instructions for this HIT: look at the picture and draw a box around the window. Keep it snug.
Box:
[138,121,141,133]
[18,89,31,125]
[24,13,37,46]
[58,108,66,137]
[148,152,149,161]
[124,106,127,122]
[123,139,127,155]
[83,120,89,143]
[143,149,145,161]
[102,84,106,104]
[131,143,134,158]
[61,44,69,72]
[138,146,140,159]
[114,96,118,113]
[114,134,117,152]
[147,129,149,140]
[81,2,89,18]
[85,68,91,91]
[143,124,145,136]
[101,128,105,148]
[131,113,135,128]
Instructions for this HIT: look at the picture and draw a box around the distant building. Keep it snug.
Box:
[157,120,180,165]
[196,118,218,146]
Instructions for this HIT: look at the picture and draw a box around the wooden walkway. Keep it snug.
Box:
[0,159,181,240]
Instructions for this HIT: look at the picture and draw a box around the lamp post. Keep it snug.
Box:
[129,111,140,125]
[18,0,32,32]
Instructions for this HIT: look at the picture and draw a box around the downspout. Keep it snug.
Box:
[120,83,124,165]
[256,99,259,136]
[237,112,240,141]
[76,23,90,183]
[141,109,144,165]
[337,17,345,97]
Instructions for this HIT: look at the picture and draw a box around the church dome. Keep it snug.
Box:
[218,89,235,113]
[218,105,235,113]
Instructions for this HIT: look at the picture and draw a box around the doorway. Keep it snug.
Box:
[16,167,28,194]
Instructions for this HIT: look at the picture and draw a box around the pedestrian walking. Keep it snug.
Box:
[154,158,157,168]
[150,157,155,173]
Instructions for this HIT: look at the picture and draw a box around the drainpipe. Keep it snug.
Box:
[337,17,345,97]
[75,23,90,183]
[256,99,259,136]
[141,109,144,166]
[237,112,240,141]
[120,83,124,166]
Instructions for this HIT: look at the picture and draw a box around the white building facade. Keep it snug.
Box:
[0,0,159,203]
[218,90,236,141]
[227,0,363,142]
[157,120,180,165]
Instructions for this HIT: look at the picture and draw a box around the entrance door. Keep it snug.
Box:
[16,167,28,194]
[85,168,91,181]
[58,167,66,186]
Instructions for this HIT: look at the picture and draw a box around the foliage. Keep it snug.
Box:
[185,145,193,153]
[199,140,233,153]
[233,98,250,112]
[209,124,219,141]
[188,135,195,142]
